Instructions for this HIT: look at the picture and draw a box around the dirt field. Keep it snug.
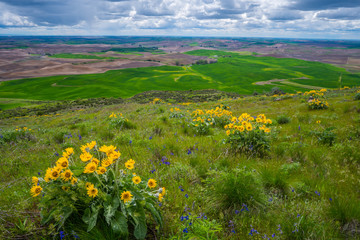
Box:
[1,37,360,81]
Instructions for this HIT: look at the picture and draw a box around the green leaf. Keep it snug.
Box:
[88,209,99,232]
[134,218,147,240]
[82,207,99,232]
[82,208,91,224]
[133,205,147,240]
[40,208,56,225]
[58,206,73,229]
[145,202,163,227]
[111,212,128,238]
[104,196,120,224]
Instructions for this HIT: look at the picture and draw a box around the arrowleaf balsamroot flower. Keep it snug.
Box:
[96,167,107,175]
[56,157,69,169]
[87,187,98,198]
[30,185,42,197]
[121,191,133,203]
[80,152,93,162]
[32,176,38,185]
[61,169,73,182]
[132,176,141,184]
[125,159,135,169]
[84,162,97,173]
[148,179,157,189]
[33,143,165,237]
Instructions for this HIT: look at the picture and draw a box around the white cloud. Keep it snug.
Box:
[0,10,37,27]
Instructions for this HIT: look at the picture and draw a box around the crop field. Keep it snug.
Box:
[49,53,120,60]
[1,88,360,239]
[0,50,359,104]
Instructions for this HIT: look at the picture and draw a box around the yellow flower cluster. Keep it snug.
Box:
[98,144,121,168]
[109,112,123,118]
[308,99,329,109]
[44,148,77,183]
[15,126,32,131]
[151,98,164,104]
[224,113,272,135]
[191,106,233,126]
[170,107,180,112]
[179,102,192,106]
[32,143,167,207]
[340,86,350,90]
[304,89,326,98]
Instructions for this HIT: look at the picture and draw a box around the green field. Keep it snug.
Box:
[0,50,359,102]
[108,47,165,54]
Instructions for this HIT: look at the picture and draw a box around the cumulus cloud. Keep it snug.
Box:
[0,9,37,27]
[317,7,360,20]
[288,0,360,11]
[0,0,359,38]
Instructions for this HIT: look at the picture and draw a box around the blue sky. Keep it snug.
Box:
[0,0,359,39]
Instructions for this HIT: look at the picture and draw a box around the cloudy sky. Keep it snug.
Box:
[0,0,359,39]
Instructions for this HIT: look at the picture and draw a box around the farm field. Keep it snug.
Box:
[0,50,359,103]
[1,88,360,239]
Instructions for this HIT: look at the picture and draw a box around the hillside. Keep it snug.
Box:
[1,88,360,239]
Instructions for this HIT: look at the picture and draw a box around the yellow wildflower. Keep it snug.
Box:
[86,182,94,189]
[61,169,73,182]
[83,162,97,174]
[80,152,93,162]
[87,187,98,198]
[132,176,141,184]
[148,179,157,189]
[32,176,39,185]
[96,167,107,175]
[121,191,133,203]
[30,185,42,197]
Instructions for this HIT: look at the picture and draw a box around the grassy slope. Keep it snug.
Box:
[1,89,360,239]
[1,50,359,102]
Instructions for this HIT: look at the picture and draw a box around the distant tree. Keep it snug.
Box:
[195,60,208,65]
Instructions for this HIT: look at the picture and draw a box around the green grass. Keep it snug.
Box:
[189,42,199,46]
[1,89,360,239]
[0,50,359,102]
[49,53,119,60]
[0,98,44,110]
[108,47,165,54]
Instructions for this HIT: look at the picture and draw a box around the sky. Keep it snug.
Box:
[0,0,360,39]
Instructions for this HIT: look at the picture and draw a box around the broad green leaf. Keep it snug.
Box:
[82,207,99,232]
[87,208,99,232]
[82,208,91,224]
[145,202,163,227]
[111,212,128,238]
[133,204,147,240]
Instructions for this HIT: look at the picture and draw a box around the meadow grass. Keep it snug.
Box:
[1,88,360,239]
[1,50,359,103]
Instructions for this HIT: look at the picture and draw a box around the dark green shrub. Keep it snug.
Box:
[206,169,266,211]
[260,167,288,194]
[354,93,360,101]
[310,127,336,146]
[288,142,306,162]
[329,196,360,226]
[277,115,291,124]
